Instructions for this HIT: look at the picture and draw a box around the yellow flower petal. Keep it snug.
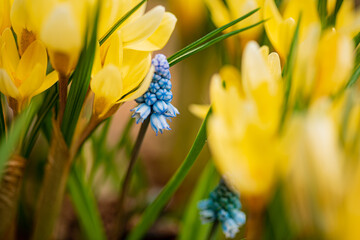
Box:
[120,50,151,95]
[91,64,123,118]
[10,0,31,38]
[16,40,47,84]
[0,0,12,33]
[32,70,58,96]
[241,41,273,96]
[118,65,154,102]
[124,12,177,51]
[314,30,354,98]
[121,6,165,46]
[264,0,284,55]
[0,69,20,98]
[1,28,20,75]
[18,63,45,97]
[104,31,123,68]
[25,0,56,35]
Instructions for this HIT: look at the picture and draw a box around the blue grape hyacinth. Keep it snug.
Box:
[198,180,246,238]
[131,54,179,135]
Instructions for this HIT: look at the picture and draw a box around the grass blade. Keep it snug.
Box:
[68,164,106,240]
[99,0,148,46]
[327,0,343,26]
[178,161,219,240]
[278,16,301,133]
[168,20,266,67]
[346,64,360,88]
[167,8,260,62]
[126,108,212,240]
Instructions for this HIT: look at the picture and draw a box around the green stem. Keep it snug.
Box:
[126,108,212,240]
[32,124,71,240]
[117,117,150,238]
[208,220,219,240]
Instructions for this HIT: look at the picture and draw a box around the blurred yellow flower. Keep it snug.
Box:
[205,0,262,45]
[290,27,354,105]
[0,28,58,112]
[283,100,344,237]
[40,1,87,77]
[207,41,283,197]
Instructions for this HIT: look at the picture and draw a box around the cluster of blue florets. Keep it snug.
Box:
[131,54,179,135]
[198,180,246,238]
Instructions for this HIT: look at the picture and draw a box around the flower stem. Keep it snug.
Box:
[58,73,69,124]
[70,115,102,159]
[117,117,150,238]
[208,220,219,240]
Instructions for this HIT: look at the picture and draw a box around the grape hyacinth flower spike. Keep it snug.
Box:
[198,180,246,238]
[131,54,179,135]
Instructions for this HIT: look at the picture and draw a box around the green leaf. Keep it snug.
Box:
[99,0,148,46]
[279,16,301,133]
[68,164,106,240]
[168,20,266,67]
[178,161,219,240]
[61,7,100,146]
[0,97,41,178]
[346,64,360,88]
[167,8,260,63]
[126,108,212,240]
[327,0,343,26]
[317,0,328,28]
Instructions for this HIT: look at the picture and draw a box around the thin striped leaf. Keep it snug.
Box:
[126,108,212,240]
[168,20,266,67]
[167,8,260,62]
[278,16,301,133]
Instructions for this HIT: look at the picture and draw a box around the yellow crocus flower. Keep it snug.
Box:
[0,28,58,112]
[40,1,86,78]
[207,41,283,197]
[99,0,177,52]
[91,31,154,119]
[264,0,320,58]
[90,1,176,119]
[205,0,262,44]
